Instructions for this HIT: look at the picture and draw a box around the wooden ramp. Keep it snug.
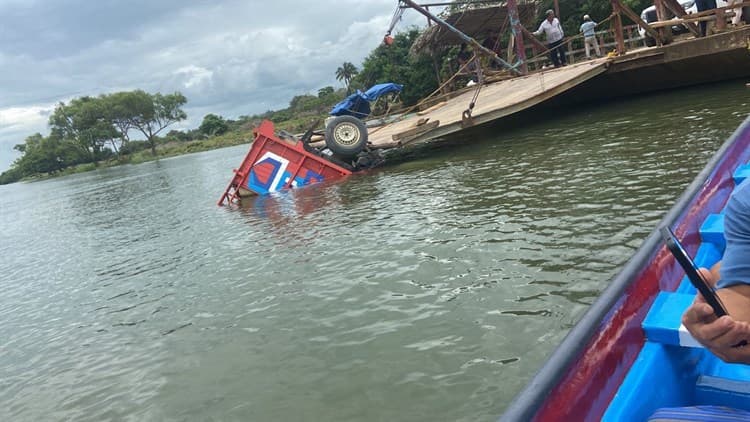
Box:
[368,58,610,148]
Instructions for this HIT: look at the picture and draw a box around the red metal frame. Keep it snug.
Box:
[218,120,353,205]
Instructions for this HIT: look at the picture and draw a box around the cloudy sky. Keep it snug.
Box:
[0,0,435,171]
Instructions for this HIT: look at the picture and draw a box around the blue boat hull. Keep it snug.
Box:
[502,115,750,421]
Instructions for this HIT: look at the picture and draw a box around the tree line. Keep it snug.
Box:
[2,0,653,185]
[1,91,188,184]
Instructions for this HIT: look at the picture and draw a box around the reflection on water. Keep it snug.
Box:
[0,80,749,421]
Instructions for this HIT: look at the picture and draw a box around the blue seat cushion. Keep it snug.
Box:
[649,405,750,421]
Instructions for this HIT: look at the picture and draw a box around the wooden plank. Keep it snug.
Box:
[417,101,447,115]
[614,0,663,44]
[520,25,549,52]
[688,1,750,18]
[716,7,727,30]
[392,120,440,142]
[611,0,627,53]
[369,141,400,150]
[647,13,736,28]
[365,61,609,149]
[662,0,701,37]
[655,0,674,44]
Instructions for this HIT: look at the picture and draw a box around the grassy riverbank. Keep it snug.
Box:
[14,114,332,183]
[18,128,253,182]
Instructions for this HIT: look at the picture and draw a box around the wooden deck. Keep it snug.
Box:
[367,58,610,148]
[541,25,750,107]
[362,25,750,152]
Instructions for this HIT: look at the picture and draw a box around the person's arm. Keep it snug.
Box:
[682,181,750,363]
[682,288,750,363]
[533,21,545,36]
[683,264,750,363]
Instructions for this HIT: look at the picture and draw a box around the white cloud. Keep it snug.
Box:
[0,104,56,170]
[0,105,53,132]
[175,65,214,89]
[0,0,437,172]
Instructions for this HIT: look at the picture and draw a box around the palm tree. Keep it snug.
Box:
[335,62,359,94]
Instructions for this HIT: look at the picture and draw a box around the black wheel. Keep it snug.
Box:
[644,36,656,47]
[325,116,368,158]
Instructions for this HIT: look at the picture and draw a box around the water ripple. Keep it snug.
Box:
[0,81,748,421]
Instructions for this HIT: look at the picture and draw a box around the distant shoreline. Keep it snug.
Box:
[9,131,253,185]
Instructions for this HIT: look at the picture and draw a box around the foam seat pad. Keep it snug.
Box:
[649,405,750,421]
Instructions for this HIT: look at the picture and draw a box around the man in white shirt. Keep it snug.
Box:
[533,9,567,68]
[728,0,744,26]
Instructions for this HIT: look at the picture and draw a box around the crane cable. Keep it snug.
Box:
[461,53,483,126]
[462,11,510,125]
[386,1,405,36]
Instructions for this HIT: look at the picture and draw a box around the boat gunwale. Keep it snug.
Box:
[501,115,750,421]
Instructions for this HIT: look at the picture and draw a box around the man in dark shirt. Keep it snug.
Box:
[695,0,718,36]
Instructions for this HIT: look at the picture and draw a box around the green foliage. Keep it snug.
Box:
[353,28,440,107]
[289,94,320,112]
[49,96,119,163]
[127,91,188,155]
[5,132,88,181]
[199,113,229,136]
[318,86,334,98]
[165,129,193,142]
[335,62,359,93]
[1,89,189,184]
[0,166,23,184]
[535,0,654,36]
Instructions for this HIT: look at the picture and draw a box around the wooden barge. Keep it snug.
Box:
[368,25,750,150]
[219,3,750,203]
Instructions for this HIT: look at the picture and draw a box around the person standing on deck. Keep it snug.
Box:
[533,9,567,68]
[728,0,744,26]
[579,15,601,59]
[683,178,750,363]
[695,0,718,36]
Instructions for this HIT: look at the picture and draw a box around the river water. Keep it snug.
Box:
[1,81,749,421]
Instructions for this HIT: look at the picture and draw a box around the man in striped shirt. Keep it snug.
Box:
[579,15,601,59]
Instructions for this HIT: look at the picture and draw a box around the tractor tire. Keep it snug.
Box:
[325,116,368,158]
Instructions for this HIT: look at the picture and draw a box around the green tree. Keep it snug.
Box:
[199,113,228,136]
[353,29,439,106]
[289,94,325,114]
[165,129,192,142]
[126,91,188,156]
[0,166,23,185]
[335,62,359,94]
[101,91,144,154]
[48,97,119,165]
[318,86,335,98]
[10,133,85,176]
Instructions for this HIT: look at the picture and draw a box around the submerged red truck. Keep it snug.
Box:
[217,119,375,205]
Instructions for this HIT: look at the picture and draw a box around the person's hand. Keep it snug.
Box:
[682,292,750,363]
